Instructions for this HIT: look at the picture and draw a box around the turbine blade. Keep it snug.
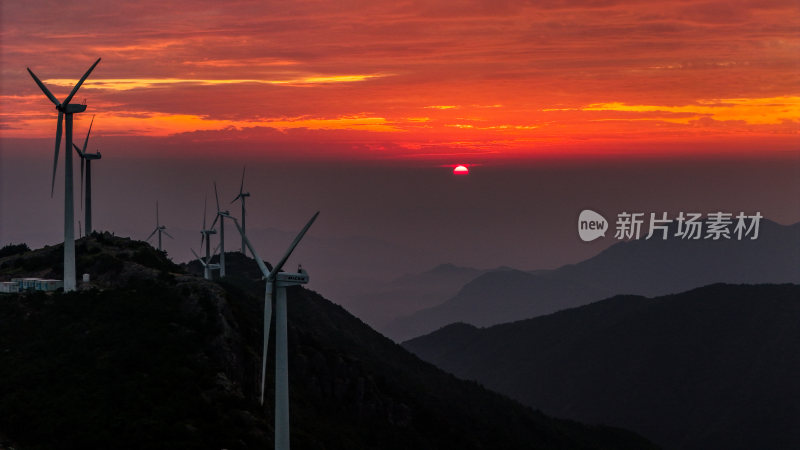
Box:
[63,58,101,106]
[163,230,174,239]
[27,68,60,106]
[146,228,158,241]
[83,115,94,151]
[267,211,319,279]
[214,181,220,213]
[230,193,240,204]
[190,248,205,266]
[51,111,63,197]
[239,166,246,195]
[210,214,220,231]
[231,217,270,278]
[72,143,84,157]
[203,195,208,230]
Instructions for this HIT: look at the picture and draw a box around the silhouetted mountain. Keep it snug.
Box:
[0,236,657,450]
[388,220,800,340]
[343,263,491,330]
[404,283,800,450]
[552,220,800,295]
[385,269,607,340]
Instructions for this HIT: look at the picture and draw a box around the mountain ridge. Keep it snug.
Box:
[387,219,800,341]
[404,282,800,450]
[0,235,658,450]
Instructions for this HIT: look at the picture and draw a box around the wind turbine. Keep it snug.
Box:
[198,196,217,280]
[146,201,173,251]
[210,182,231,277]
[229,211,318,450]
[230,166,251,256]
[73,115,102,236]
[27,58,101,292]
[190,246,220,280]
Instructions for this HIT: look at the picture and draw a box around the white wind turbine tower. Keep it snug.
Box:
[27,58,101,292]
[210,182,231,277]
[230,167,251,256]
[146,201,173,251]
[229,211,319,450]
[73,115,102,236]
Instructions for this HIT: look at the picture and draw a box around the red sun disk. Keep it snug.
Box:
[453,165,469,175]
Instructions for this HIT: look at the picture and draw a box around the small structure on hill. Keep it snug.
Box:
[2,278,64,293]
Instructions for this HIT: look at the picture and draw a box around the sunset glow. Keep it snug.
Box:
[2,0,797,163]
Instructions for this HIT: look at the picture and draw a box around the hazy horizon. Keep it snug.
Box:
[3,140,798,303]
[2,0,798,300]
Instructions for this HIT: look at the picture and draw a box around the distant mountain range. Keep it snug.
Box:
[343,263,495,330]
[0,236,657,450]
[404,283,800,450]
[387,220,800,341]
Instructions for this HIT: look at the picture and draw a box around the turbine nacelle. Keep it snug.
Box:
[232,191,250,200]
[275,268,309,286]
[61,103,87,113]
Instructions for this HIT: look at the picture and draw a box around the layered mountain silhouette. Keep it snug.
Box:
[343,263,493,330]
[0,236,657,450]
[404,283,800,450]
[387,220,800,341]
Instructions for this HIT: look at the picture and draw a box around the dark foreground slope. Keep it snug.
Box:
[0,236,657,450]
[405,283,800,450]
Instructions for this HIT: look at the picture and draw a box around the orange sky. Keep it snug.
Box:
[1,0,798,162]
